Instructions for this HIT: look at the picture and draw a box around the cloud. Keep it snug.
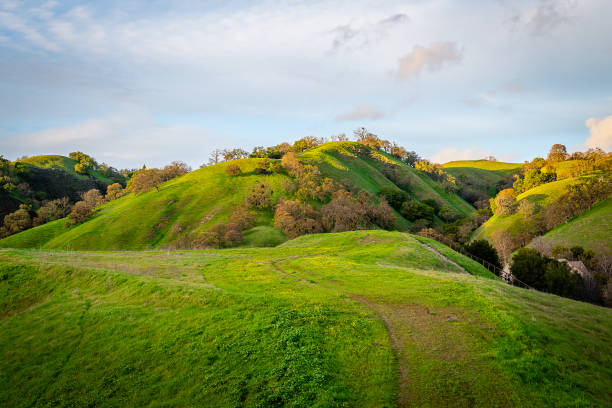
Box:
[335,105,385,121]
[509,0,575,35]
[329,12,409,52]
[394,42,462,79]
[585,115,612,151]
[2,110,223,168]
[431,147,496,164]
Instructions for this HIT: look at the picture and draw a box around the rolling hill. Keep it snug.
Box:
[0,142,475,250]
[442,160,522,197]
[534,197,612,254]
[18,154,114,185]
[1,230,610,407]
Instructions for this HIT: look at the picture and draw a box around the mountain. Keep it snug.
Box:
[1,230,610,407]
[0,142,475,250]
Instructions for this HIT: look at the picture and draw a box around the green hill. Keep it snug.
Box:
[0,142,475,250]
[472,177,582,242]
[1,230,610,407]
[443,160,522,197]
[534,198,612,254]
[19,155,113,185]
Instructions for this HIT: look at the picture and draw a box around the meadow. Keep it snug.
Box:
[2,230,610,407]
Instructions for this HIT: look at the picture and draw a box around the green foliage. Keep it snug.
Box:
[511,248,578,297]
[400,200,435,222]
[465,239,502,270]
[377,186,409,211]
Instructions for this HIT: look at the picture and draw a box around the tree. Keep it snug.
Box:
[82,189,104,208]
[400,200,434,222]
[67,201,93,225]
[464,240,502,270]
[547,144,568,163]
[33,197,71,226]
[254,159,272,175]
[274,199,324,238]
[162,161,191,179]
[246,182,274,209]
[293,136,324,152]
[106,183,125,201]
[377,187,409,212]
[74,162,89,175]
[3,205,32,234]
[403,151,421,167]
[493,188,516,216]
[225,164,242,176]
[128,169,164,193]
[228,207,256,231]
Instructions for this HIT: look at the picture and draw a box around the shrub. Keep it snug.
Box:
[106,183,125,201]
[74,162,89,175]
[228,207,256,231]
[254,159,271,175]
[82,189,104,208]
[246,182,274,209]
[400,200,434,222]
[511,248,578,297]
[3,205,32,234]
[377,187,409,212]
[493,188,516,216]
[225,164,242,176]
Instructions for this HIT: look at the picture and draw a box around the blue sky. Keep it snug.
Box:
[0,0,611,168]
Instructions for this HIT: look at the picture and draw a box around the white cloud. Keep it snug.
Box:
[508,0,575,35]
[335,105,385,121]
[328,12,409,53]
[585,115,612,151]
[394,42,462,79]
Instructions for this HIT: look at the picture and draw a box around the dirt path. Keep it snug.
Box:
[410,237,468,274]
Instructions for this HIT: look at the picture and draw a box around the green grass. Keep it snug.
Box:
[1,230,610,407]
[535,198,612,254]
[2,142,476,250]
[18,155,113,184]
[443,160,522,172]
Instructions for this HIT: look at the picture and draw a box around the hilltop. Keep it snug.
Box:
[1,230,610,407]
[0,142,475,250]
[18,155,114,185]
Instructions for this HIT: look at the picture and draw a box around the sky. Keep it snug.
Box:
[0,0,611,169]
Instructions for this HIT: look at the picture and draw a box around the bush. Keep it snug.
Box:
[274,199,324,238]
[400,200,434,222]
[82,189,104,208]
[493,188,516,216]
[246,182,274,209]
[3,205,32,235]
[105,183,125,201]
[511,248,578,297]
[377,187,409,212]
[228,207,256,231]
[33,197,71,226]
[225,164,242,176]
[254,159,271,175]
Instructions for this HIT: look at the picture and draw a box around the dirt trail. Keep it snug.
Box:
[410,237,468,274]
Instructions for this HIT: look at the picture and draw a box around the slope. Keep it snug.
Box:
[443,160,522,197]
[1,142,474,250]
[19,155,113,185]
[534,198,612,254]
[304,142,475,217]
[1,230,610,407]
[472,177,581,242]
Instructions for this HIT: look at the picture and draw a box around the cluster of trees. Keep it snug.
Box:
[126,161,191,193]
[414,160,458,192]
[513,144,611,193]
[69,151,125,184]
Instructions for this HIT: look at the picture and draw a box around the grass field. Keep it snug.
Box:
[1,142,475,250]
[534,198,612,254]
[18,155,113,185]
[1,230,610,407]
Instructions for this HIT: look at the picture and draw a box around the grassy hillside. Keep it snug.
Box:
[534,198,612,254]
[304,142,475,217]
[472,177,581,242]
[1,230,610,407]
[19,155,113,185]
[1,142,474,250]
[443,160,522,197]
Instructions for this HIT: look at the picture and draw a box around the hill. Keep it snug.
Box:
[0,142,475,250]
[534,197,612,254]
[18,155,113,185]
[472,177,582,242]
[1,230,610,407]
[443,160,522,197]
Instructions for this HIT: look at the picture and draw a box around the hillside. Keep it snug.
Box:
[534,198,612,254]
[18,155,113,185]
[0,142,475,250]
[442,160,522,197]
[472,177,582,242]
[1,230,610,407]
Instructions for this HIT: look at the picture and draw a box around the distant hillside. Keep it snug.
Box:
[18,155,113,185]
[0,142,475,250]
[534,198,612,254]
[2,230,610,407]
[443,160,522,197]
